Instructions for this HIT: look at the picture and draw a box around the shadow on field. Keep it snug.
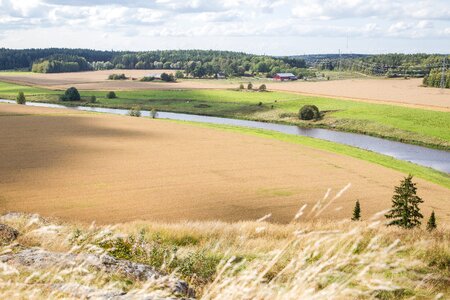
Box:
[0,106,152,181]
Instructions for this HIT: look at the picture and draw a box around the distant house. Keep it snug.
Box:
[145,73,162,79]
[274,73,297,81]
[216,72,226,79]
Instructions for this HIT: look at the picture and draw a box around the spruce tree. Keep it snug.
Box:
[385,175,423,229]
[351,200,361,221]
[426,211,437,232]
[16,91,26,105]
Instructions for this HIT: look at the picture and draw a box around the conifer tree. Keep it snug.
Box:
[426,211,437,232]
[16,91,26,104]
[351,200,361,221]
[385,175,423,229]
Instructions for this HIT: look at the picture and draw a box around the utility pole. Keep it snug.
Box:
[440,56,447,89]
[338,49,341,80]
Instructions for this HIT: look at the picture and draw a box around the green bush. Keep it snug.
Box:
[247,83,253,90]
[89,95,96,103]
[175,70,184,79]
[108,73,127,80]
[299,105,320,120]
[140,76,155,82]
[150,108,157,119]
[239,83,244,90]
[128,106,141,117]
[160,73,175,82]
[62,87,81,101]
[16,91,26,104]
[106,91,117,99]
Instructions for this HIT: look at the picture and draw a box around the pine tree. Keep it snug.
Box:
[426,211,437,232]
[351,200,361,221]
[385,175,423,229]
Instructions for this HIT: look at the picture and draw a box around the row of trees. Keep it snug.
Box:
[1,48,310,78]
[309,53,449,78]
[0,48,116,70]
[351,175,437,231]
[109,51,308,78]
[31,55,92,73]
[422,69,450,88]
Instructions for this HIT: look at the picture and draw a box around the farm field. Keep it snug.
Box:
[0,71,449,110]
[0,103,449,224]
[1,81,449,150]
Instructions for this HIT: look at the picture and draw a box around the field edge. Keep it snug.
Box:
[165,118,450,189]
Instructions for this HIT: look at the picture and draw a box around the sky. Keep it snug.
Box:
[0,0,449,55]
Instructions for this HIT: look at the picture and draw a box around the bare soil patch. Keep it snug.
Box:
[267,78,450,110]
[0,104,448,224]
[0,69,175,89]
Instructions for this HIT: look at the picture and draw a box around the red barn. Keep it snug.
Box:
[274,73,298,81]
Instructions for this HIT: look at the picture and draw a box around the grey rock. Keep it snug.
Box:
[0,223,19,244]
[0,248,194,298]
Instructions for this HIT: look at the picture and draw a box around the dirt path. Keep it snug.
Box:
[0,104,448,224]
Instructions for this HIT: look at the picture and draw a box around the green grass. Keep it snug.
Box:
[168,119,450,189]
[0,81,449,150]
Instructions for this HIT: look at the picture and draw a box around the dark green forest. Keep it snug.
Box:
[0,49,448,85]
[0,48,308,78]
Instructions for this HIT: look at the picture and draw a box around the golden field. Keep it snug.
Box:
[0,103,448,224]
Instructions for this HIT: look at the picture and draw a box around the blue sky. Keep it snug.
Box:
[0,0,449,55]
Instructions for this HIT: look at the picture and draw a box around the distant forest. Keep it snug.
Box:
[297,53,449,80]
[0,49,448,85]
[0,48,310,78]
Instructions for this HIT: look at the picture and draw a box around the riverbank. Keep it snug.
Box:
[0,81,449,150]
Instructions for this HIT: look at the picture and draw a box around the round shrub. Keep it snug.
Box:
[63,87,81,101]
[258,84,267,91]
[247,83,253,90]
[89,95,96,103]
[128,106,141,117]
[16,91,26,105]
[106,91,117,99]
[150,108,158,119]
[299,105,320,120]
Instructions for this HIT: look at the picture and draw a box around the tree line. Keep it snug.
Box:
[0,48,309,78]
[422,69,450,88]
[305,53,449,79]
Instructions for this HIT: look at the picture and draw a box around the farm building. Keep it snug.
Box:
[216,72,226,79]
[274,73,298,81]
[145,73,162,79]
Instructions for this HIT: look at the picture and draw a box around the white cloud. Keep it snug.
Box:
[0,0,448,53]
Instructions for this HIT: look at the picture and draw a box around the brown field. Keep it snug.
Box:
[0,103,449,224]
[267,78,450,110]
[0,70,449,110]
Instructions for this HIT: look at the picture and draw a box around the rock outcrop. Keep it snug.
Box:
[0,248,194,298]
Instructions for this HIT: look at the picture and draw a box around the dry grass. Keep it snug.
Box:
[1,208,449,299]
[0,104,449,224]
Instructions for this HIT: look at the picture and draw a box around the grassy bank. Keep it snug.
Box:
[171,120,450,189]
[1,81,449,150]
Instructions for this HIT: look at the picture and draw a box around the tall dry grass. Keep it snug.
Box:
[0,186,449,299]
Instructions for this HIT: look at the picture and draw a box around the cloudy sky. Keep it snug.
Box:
[1,0,449,55]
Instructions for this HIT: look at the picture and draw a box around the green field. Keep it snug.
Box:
[1,81,449,150]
